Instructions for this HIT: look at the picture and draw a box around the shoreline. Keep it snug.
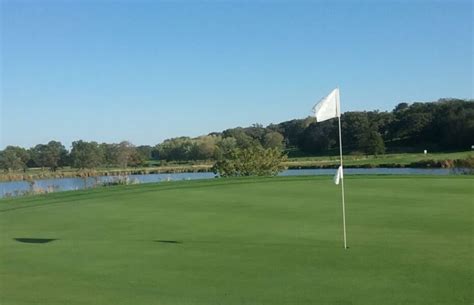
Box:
[1,161,471,182]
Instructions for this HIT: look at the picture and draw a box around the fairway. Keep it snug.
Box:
[0,176,472,305]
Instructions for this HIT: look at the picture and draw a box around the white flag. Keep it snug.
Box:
[334,165,343,185]
[312,88,340,122]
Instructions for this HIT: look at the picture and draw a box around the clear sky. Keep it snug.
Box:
[1,0,472,149]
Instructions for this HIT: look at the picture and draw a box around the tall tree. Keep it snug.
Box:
[360,130,386,155]
[31,141,68,171]
[70,141,103,169]
[0,146,30,171]
[222,128,260,149]
[190,136,219,160]
[215,137,237,160]
[299,120,337,154]
[136,145,153,161]
[272,117,315,147]
[116,141,134,168]
[263,131,285,150]
[99,143,119,167]
[156,137,194,161]
[341,112,371,152]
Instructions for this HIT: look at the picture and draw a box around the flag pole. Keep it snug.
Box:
[337,88,348,249]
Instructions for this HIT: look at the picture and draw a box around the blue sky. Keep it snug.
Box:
[1,0,472,149]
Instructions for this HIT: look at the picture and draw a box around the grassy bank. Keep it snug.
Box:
[0,151,472,182]
[0,176,472,305]
[284,150,474,169]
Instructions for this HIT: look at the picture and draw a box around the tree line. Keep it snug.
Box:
[1,98,472,172]
[0,140,153,172]
[281,98,473,156]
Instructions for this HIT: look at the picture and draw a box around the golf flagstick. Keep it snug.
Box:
[312,88,347,249]
[336,89,347,249]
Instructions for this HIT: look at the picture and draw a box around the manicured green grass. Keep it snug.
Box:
[0,176,472,305]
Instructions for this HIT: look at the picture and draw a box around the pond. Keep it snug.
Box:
[0,167,462,198]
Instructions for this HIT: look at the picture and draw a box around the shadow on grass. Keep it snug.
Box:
[14,238,57,244]
[154,240,182,244]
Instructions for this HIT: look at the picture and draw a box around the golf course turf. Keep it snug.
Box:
[0,176,472,305]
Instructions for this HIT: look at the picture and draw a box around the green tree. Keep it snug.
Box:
[190,136,219,160]
[299,120,337,154]
[341,112,371,152]
[116,141,135,168]
[0,146,30,171]
[136,145,153,161]
[360,130,386,155]
[31,141,68,171]
[99,143,119,167]
[272,117,315,147]
[222,128,260,149]
[215,137,237,160]
[367,111,394,141]
[431,99,474,150]
[243,124,267,143]
[156,137,194,161]
[127,149,145,167]
[388,102,434,144]
[70,140,103,169]
[263,131,285,150]
[98,141,144,167]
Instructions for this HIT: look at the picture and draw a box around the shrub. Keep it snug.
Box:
[212,146,287,177]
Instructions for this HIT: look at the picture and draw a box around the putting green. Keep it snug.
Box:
[0,176,472,305]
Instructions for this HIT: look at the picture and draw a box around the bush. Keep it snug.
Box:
[212,146,287,177]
